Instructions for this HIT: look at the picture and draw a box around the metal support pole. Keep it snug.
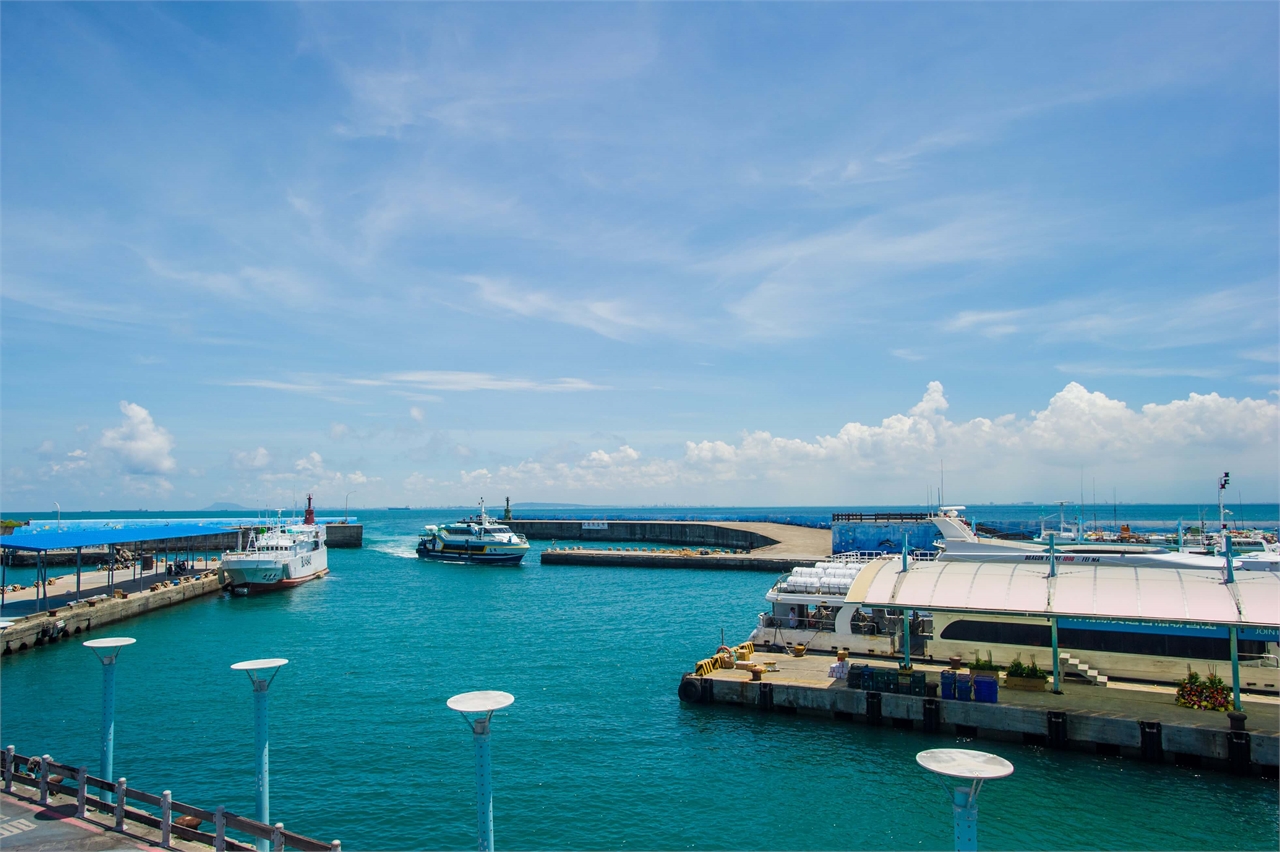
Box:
[1048,533,1056,577]
[1230,626,1242,712]
[76,547,82,602]
[1051,618,1060,693]
[473,718,494,852]
[902,610,911,668]
[254,680,270,852]
[37,552,44,613]
[1225,535,1235,584]
[952,786,978,852]
[101,657,117,803]
[108,544,115,594]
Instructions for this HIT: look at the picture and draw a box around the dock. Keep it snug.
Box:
[679,650,1280,777]
[511,519,831,571]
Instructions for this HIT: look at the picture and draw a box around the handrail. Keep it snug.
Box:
[2,746,340,852]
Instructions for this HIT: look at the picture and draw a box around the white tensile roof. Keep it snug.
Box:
[847,558,1279,629]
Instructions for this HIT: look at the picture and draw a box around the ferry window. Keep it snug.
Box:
[939,620,1051,646]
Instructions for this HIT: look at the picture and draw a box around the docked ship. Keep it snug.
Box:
[417,500,529,565]
[748,508,1279,690]
[221,495,329,593]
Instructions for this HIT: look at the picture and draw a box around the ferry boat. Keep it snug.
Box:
[221,495,328,593]
[748,508,1279,690]
[417,500,529,565]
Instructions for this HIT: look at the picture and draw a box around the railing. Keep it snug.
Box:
[832,512,932,523]
[1239,654,1280,668]
[826,551,887,564]
[1,747,338,852]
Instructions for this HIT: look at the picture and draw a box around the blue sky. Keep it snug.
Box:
[3,2,1277,510]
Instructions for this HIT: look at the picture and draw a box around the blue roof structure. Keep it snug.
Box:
[0,524,238,552]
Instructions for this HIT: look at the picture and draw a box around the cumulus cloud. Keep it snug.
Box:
[409,406,424,422]
[454,383,1279,501]
[100,402,176,474]
[233,447,271,470]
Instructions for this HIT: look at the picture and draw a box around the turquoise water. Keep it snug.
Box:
[1,511,1276,850]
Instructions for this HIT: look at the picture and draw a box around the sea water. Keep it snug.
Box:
[1,509,1276,850]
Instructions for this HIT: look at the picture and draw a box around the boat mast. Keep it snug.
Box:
[1218,472,1230,550]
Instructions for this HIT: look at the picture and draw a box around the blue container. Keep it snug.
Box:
[940,670,956,700]
[956,673,972,701]
[974,675,999,704]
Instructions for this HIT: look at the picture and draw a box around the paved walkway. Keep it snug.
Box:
[709,522,832,559]
[708,651,1280,733]
[0,563,213,618]
[0,790,168,852]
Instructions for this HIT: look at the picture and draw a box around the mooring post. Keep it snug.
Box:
[114,776,126,830]
[161,790,172,847]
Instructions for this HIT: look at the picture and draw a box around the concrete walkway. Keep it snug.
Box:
[0,790,170,852]
[0,563,214,619]
[708,651,1280,734]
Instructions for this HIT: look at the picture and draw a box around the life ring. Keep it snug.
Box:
[678,678,702,704]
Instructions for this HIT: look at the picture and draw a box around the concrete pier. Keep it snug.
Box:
[323,523,363,548]
[513,520,831,570]
[680,651,1280,777]
[1,571,224,656]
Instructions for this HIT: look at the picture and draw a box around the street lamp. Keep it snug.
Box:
[84,637,136,804]
[54,502,61,531]
[447,691,514,852]
[344,491,357,523]
[231,658,288,852]
[917,749,1013,851]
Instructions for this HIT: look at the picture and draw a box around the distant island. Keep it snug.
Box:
[201,502,250,511]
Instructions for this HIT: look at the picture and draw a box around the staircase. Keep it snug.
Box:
[1059,652,1108,686]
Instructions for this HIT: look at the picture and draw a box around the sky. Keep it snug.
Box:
[2,2,1278,511]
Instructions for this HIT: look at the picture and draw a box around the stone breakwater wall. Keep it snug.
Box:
[539,550,819,572]
[0,572,224,655]
[507,520,778,550]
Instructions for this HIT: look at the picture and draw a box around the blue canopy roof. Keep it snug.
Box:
[0,524,238,552]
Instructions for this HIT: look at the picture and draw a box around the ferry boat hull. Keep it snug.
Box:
[221,495,330,593]
[415,539,527,565]
[416,500,530,566]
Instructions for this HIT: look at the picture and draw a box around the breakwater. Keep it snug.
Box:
[540,549,820,572]
[508,519,778,549]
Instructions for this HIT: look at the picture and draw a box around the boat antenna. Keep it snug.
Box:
[940,460,944,511]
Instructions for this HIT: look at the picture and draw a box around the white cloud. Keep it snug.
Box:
[466,275,680,341]
[409,406,424,422]
[454,383,1278,501]
[295,452,326,476]
[233,447,271,470]
[384,370,606,392]
[100,402,176,475]
[330,423,350,440]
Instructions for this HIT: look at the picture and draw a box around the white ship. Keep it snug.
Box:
[222,495,329,593]
[417,500,529,565]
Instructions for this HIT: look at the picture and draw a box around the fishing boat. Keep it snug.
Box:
[417,500,529,565]
[221,495,328,593]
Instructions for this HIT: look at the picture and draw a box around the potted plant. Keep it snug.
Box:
[1176,667,1231,711]
[1003,656,1049,691]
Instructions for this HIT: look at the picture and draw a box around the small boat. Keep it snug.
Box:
[417,500,529,565]
[221,495,328,593]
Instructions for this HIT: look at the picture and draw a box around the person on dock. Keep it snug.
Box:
[788,607,798,629]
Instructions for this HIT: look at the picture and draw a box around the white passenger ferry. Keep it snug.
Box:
[749,510,1279,690]
[221,496,328,593]
[417,500,529,565]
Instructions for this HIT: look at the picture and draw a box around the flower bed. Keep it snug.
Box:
[1176,670,1230,711]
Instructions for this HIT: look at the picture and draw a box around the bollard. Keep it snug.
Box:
[161,790,172,848]
[76,767,87,818]
[114,777,127,830]
[38,755,49,805]
[215,805,226,852]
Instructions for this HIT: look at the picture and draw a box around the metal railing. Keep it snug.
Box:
[1,747,338,852]
[827,551,888,564]
[832,512,932,522]
[1239,654,1280,668]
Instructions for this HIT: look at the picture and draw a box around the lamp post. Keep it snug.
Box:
[917,748,1014,851]
[447,691,514,852]
[84,637,136,804]
[231,658,288,852]
[54,502,61,532]
[344,492,357,523]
